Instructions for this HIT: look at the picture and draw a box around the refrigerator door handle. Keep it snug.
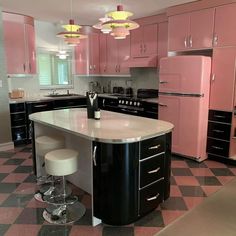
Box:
[159,81,168,84]
[158,103,168,107]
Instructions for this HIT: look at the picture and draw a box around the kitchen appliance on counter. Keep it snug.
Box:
[159,56,211,161]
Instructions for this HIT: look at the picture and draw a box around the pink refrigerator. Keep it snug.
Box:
[159,56,211,161]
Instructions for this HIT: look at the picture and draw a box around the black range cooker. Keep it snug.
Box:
[99,89,158,119]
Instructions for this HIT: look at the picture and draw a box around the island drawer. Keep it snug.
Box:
[207,138,230,157]
[11,113,26,127]
[140,135,165,160]
[139,180,163,215]
[53,98,86,109]
[140,153,164,188]
[208,110,232,124]
[207,122,231,141]
[10,103,25,113]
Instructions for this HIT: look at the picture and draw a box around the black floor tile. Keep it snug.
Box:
[0,224,10,235]
[0,183,20,193]
[210,168,234,176]
[13,166,33,173]
[20,147,32,153]
[14,208,45,224]
[196,176,222,186]
[23,174,37,183]
[160,197,188,210]
[185,160,207,168]
[134,210,164,227]
[172,168,193,176]
[103,226,134,236]
[38,225,71,236]
[0,152,15,158]
[1,194,33,207]
[4,158,25,165]
[74,208,92,225]
[179,186,207,197]
[0,173,8,182]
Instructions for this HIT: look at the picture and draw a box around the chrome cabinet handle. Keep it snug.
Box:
[213,33,218,46]
[148,144,161,150]
[34,104,48,108]
[140,44,143,53]
[115,65,118,72]
[89,65,93,70]
[148,167,160,174]
[93,145,97,166]
[121,109,138,114]
[189,35,193,47]
[159,81,168,84]
[212,129,224,133]
[211,145,223,150]
[29,63,31,72]
[214,115,225,118]
[184,36,188,48]
[23,63,26,72]
[102,99,105,107]
[146,193,160,201]
[158,103,168,107]
[93,65,96,70]
[211,74,215,82]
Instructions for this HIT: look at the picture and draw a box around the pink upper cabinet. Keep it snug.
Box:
[168,8,214,51]
[99,34,107,75]
[131,24,158,58]
[210,47,236,112]
[118,35,130,74]
[89,32,100,74]
[157,21,168,67]
[106,35,118,74]
[214,3,236,47]
[3,12,36,74]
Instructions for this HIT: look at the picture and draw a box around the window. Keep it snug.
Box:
[38,49,73,89]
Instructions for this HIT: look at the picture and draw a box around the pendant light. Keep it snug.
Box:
[101,5,139,39]
[92,15,112,34]
[56,0,86,45]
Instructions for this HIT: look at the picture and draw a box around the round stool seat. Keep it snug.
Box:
[36,136,65,157]
[45,149,78,176]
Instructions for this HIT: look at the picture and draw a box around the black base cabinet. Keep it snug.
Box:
[93,132,172,225]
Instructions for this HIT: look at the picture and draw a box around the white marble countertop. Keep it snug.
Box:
[29,108,173,143]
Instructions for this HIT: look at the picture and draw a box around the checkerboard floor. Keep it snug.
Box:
[0,145,235,236]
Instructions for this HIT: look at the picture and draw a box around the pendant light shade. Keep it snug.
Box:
[92,15,112,34]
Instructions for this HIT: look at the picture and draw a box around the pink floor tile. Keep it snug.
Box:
[134,226,163,236]
[174,176,200,186]
[5,224,41,236]
[14,183,36,194]
[21,159,33,166]
[81,194,92,208]
[190,168,214,176]
[0,207,23,224]
[69,225,102,236]
[0,193,10,204]
[217,176,235,185]
[170,186,182,197]
[171,160,188,168]
[0,159,7,165]
[0,165,17,173]
[2,173,29,183]
[204,160,227,168]
[161,210,186,225]
[11,152,32,159]
[183,197,204,210]
[26,198,48,208]
[201,186,222,196]
[229,168,236,175]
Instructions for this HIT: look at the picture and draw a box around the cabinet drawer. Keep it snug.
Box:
[140,154,164,188]
[139,180,163,215]
[11,126,27,141]
[11,113,26,127]
[207,138,230,157]
[208,122,231,141]
[26,101,53,114]
[10,103,25,113]
[140,135,165,160]
[53,98,86,109]
[208,110,232,124]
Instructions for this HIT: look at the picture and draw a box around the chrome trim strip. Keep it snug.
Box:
[159,92,204,97]
[139,177,164,191]
[140,152,165,162]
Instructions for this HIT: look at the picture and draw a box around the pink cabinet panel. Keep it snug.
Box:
[89,32,100,74]
[118,35,130,74]
[214,3,236,47]
[157,22,168,67]
[106,35,118,74]
[190,8,215,49]
[99,34,107,74]
[130,27,142,58]
[74,39,88,75]
[168,13,190,51]
[210,47,236,111]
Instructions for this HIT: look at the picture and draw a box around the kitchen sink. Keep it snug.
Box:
[45,94,81,97]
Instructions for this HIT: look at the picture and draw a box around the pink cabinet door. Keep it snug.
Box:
[168,13,190,51]
[3,21,26,74]
[25,24,36,74]
[143,24,158,56]
[190,8,215,49]
[214,3,236,47]
[106,35,118,74]
[118,35,130,74]
[130,27,142,57]
[89,32,100,74]
[99,34,107,74]
[210,47,236,111]
[157,21,168,67]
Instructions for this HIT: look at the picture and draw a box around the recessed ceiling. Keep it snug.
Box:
[0,0,198,25]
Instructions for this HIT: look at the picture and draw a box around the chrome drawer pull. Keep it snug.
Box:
[212,129,224,133]
[148,167,160,174]
[159,81,168,84]
[211,145,223,150]
[149,144,161,150]
[146,193,160,201]
[214,115,225,118]
[158,103,167,107]
[34,104,48,108]
[93,145,97,166]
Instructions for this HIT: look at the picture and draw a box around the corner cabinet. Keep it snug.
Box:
[93,133,172,225]
[168,8,215,51]
[3,12,36,75]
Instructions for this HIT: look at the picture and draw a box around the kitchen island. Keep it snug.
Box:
[29,108,174,226]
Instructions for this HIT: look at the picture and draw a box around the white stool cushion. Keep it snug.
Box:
[36,135,65,156]
[45,149,78,176]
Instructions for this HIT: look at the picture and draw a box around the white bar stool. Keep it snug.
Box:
[43,149,86,224]
[34,135,65,202]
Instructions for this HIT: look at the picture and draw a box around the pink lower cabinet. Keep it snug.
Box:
[158,95,208,161]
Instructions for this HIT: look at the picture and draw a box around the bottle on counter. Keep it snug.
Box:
[94,108,101,120]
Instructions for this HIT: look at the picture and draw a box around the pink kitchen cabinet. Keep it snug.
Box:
[3,12,36,74]
[131,24,158,58]
[99,33,107,75]
[157,21,168,67]
[214,3,236,47]
[210,47,236,112]
[168,8,214,51]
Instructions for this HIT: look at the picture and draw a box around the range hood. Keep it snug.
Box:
[125,55,157,68]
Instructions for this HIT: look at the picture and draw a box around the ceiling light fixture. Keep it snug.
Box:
[56,0,86,45]
[56,50,69,60]
[92,15,112,34]
[101,5,139,39]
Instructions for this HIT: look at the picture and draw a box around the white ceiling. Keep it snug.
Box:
[0,0,198,25]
